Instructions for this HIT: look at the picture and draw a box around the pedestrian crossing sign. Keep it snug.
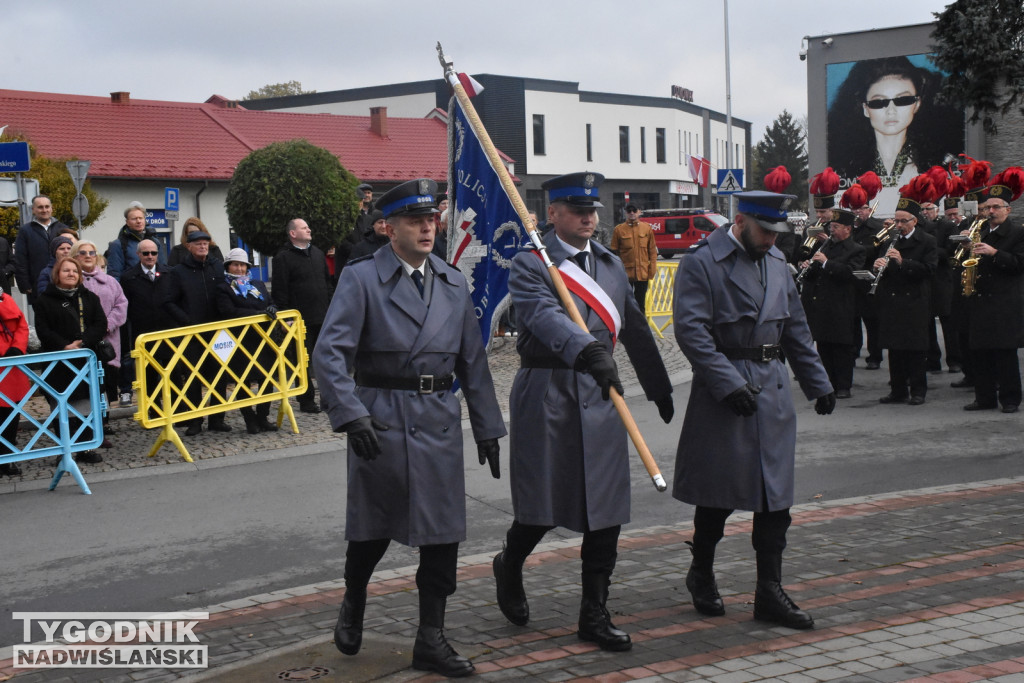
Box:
[717,169,744,194]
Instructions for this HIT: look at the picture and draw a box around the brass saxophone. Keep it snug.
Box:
[960,220,986,296]
[950,216,987,267]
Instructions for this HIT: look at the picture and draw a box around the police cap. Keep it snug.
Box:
[542,172,605,208]
[375,179,439,219]
[735,190,797,233]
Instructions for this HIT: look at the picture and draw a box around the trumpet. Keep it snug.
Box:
[797,223,826,261]
[873,220,897,247]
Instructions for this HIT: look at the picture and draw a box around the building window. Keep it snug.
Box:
[526,189,546,222]
[656,128,666,164]
[533,114,545,155]
[640,127,647,163]
[586,123,593,162]
[619,126,630,163]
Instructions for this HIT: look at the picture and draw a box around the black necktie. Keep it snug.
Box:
[573,251,590,276]
[411,270,424,298]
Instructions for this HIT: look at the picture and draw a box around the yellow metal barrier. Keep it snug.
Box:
[645,261,678,338]
[132,310,308,462]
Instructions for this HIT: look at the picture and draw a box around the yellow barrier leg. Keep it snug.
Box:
[279,400,300,434]
[147,422,193,463]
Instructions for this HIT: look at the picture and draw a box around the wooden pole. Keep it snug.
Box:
[438,44,667,491]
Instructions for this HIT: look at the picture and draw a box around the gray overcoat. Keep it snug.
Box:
[508,233,672,532]
[313,246,506,547]
[672,227,832,512]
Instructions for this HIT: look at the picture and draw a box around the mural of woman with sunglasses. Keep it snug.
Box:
[827,55,964,216]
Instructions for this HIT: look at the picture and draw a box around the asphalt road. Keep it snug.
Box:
[2,361,1023,649]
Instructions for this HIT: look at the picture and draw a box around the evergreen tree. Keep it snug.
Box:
[931,0,1024,133]
[751,110,809,209]
[225,139,358,255]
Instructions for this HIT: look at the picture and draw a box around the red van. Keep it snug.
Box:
[642,209,730,258]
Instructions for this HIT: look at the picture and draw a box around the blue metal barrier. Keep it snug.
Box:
[0,349,107,495]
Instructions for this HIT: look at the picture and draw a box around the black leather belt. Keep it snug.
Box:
[520,356,572,370]
[356,372,454,393]
[718,345,783,362]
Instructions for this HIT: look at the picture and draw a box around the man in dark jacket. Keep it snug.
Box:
[272,218,331,413]
[963,183,1024,413]
[13,195,70,303]
[122,239,171,407]
[348,210,388,260]
[873,195,938,405]
[161,231,229,435]
[799,208,866,399]
[106,203,167,281]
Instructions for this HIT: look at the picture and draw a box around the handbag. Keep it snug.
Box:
[77,295,116,363]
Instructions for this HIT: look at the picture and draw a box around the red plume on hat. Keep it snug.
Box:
[810,167,840,196]
[989,167,1024,202]
[898,173,942,205]
[924,165,951,198]
[840,184,868,209]
[959,155,992,190]
[946,174,968,199]
[856,171,882,201]
[763,166,791,193]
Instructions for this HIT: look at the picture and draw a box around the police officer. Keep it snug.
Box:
[799,208,866,399]
[673,190,835,630]
[313,178,506,678]
[492,172,673,652]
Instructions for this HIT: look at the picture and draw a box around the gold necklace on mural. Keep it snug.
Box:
[873,144,913,186]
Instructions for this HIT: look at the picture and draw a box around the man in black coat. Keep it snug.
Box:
[851,202,889,370]
[872,196,938,405]
[799,209,866,399]
[160,231,229,435]
[919,201,960,373]
[13,195,70,304]
[272,218,332,413]
[122,239,171,408]
[963,186,1024,413]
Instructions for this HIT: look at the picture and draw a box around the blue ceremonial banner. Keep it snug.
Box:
[447,96,526,348]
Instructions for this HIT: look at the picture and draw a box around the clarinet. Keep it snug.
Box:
[795,237,827,290]
[869,231,900,296]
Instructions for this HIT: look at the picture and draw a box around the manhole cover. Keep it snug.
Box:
[277,666,332,681]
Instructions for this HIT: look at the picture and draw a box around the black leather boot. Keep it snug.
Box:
[412,593,474,678]
[333,587,366,656]
[753,553,814,629]
[207,414,232,432]
[577,573,631,651]
[685,540,725,616]
[240,407,260,435]
[493,548,529,625]
[256,403,278,432]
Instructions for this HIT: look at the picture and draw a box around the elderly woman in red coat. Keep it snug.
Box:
[0,289,30,476]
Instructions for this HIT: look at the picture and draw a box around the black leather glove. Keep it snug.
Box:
[575,341,623,401]
[477,438,500,479]
[815,392,837,415]
[723,383,761,417]
[3,347,24,357]
[264,304,278,320]
[655,396,674,423]
[339,416,389,460]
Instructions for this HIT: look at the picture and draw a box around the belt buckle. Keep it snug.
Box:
[418,375,434,393]
[760,344,774,362]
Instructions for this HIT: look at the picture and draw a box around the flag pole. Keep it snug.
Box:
[437,43,667,492]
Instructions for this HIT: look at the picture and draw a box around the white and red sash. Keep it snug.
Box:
[533,250,622,345]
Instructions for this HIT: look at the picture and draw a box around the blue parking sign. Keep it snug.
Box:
[165,187,180,211]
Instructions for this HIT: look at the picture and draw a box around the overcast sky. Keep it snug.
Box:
[8,0,943,142]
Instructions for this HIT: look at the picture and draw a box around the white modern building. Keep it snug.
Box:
[244,75,752,229]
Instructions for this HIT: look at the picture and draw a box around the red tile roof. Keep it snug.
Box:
[0,89,471,183]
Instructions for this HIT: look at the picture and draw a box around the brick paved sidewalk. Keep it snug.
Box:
[6,476,1024,682]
